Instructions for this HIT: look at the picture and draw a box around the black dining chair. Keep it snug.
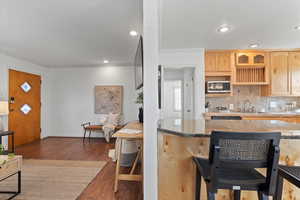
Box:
[193,131,281,200]
[274,165,300,200]
[211,116,242,120]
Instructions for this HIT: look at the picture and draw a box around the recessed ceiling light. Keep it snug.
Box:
[295,26,300,30]
[103,60,109,64]
[249,44,259,48]
[129,30,138,36]
[217,26,230,33]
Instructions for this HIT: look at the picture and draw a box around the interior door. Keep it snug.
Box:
[289,52,300,96]
[270,52,290,96]
[9,69,41,147]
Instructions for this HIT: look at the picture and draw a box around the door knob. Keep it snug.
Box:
[10,97,15,104]
[9,97,15,112]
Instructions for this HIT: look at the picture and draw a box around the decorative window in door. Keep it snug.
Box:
[20,82,32,93]
[20,104,32,115]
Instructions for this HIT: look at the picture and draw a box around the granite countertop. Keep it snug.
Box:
[158,119,300,139]
[204,112,300,117]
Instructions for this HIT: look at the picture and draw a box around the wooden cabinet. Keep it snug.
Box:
[270,52,290,96]
[205,52,217,72]
[254,54,265,65]
[236,53,250,65]
[290,52,300,96]
[243,116,300,123]
[269,51,300,96]
[236,53,265,66]
[233,52,269,85]
[205,52,232,75]
[216,52,231,72]
[205,51,233,97]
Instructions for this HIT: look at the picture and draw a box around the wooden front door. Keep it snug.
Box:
[8,69,41,147]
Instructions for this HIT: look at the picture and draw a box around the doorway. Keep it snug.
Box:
[161,67,195,119]
[8,69,41,147]
[163,80,182,118]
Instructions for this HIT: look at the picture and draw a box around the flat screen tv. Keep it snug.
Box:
[135,36,143,90]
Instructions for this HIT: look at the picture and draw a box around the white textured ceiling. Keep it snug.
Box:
[0,0,141,68]
[2,0,300,68]
[160,0,300,50]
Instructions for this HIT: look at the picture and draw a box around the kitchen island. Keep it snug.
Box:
[158,119,300,200]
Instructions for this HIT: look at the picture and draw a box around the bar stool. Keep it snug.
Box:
[274,165,300,200]
[193,131,281,200]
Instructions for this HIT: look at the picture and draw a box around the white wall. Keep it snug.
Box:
[49,66,139,137]
[164,68,184,81]
[0,53,51,143]
[159,48,205,119]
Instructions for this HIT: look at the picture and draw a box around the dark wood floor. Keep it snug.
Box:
[15,137,142,200]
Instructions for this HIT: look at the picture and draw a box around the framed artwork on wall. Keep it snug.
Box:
[95,85,123,114]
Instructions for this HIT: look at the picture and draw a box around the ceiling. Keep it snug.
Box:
[160,0,300,50]
[2,0,300,68]
[0,0,141,68]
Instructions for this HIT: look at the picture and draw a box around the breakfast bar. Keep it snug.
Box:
[158,119,300,200]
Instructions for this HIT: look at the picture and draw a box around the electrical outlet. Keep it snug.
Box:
[270,101,277,108]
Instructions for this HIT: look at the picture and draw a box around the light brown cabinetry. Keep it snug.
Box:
[233,52,269,85]
[269,52,300,96]
[204,50,300,97]
[290,52,300,96]
[205,51,233,97]
[236,53,265,66]
[243,116,300,123]
[205,52,232,76]
[216,52,231,72]
[270,52,290,96]
[205,52,217,72]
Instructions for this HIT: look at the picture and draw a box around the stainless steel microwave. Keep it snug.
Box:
[206,81,231,93]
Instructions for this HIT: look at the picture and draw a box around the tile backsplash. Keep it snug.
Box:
[206,86,300,112]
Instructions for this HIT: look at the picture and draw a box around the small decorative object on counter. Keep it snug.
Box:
[135,91,143,123]
[205,102,210,112]
[138,107,143,123]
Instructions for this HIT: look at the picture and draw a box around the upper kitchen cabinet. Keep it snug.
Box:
[270,52,290,96]
[268,51,300,96]
[233,51,269,85]
[236,52,265,66]
[205,51,232,76]
[289,52,300,96]
[205,52,217,72]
